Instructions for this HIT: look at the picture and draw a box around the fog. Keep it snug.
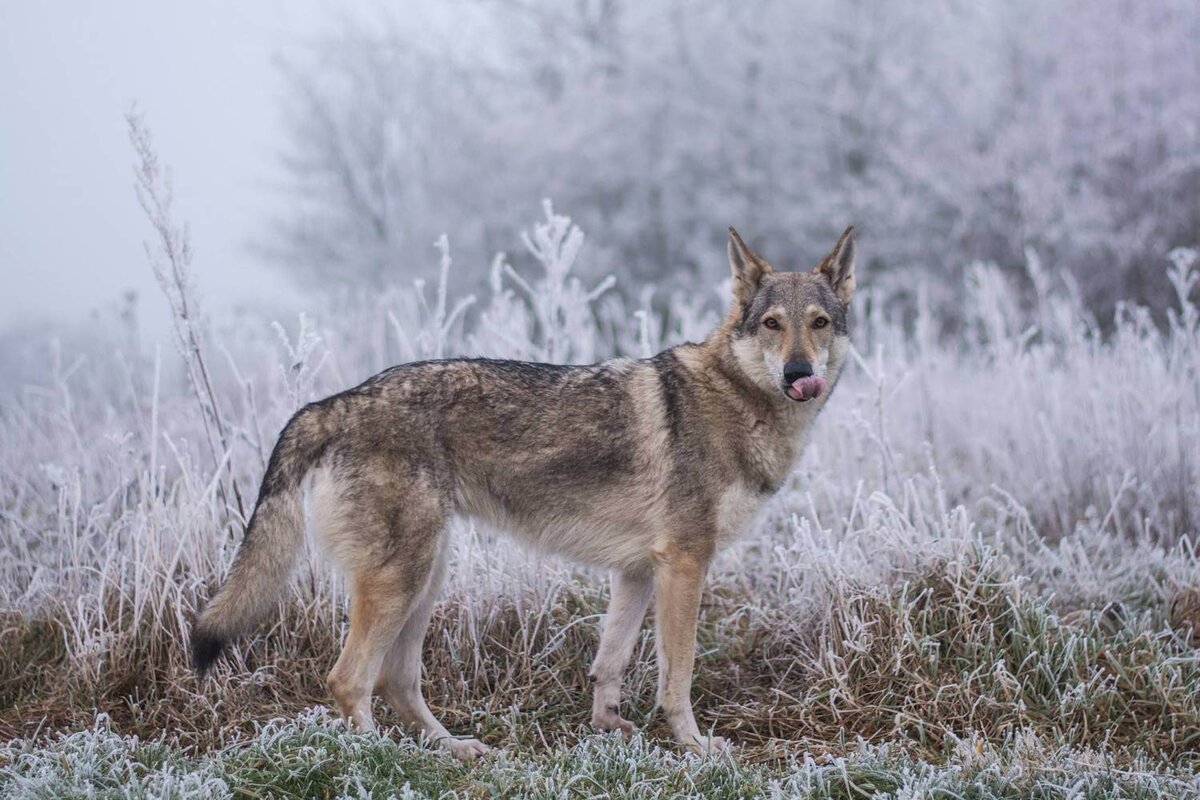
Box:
[0,1,335,334]
[2,1,1197,340]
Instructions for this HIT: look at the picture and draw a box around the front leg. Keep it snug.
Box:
[653,545,730,755]
[589,569,654,735]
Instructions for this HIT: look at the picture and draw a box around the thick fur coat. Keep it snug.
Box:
[193,226,857,757]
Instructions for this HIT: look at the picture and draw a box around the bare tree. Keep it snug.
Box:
[270,0,1200,316]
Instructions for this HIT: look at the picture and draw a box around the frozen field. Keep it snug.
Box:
[2,203,1199,798]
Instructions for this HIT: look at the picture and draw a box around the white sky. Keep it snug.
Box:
[0,1,338,336]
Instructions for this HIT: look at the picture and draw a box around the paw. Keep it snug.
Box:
[592,705,636,738]
[686,735,733,757]
[442,737,494,761]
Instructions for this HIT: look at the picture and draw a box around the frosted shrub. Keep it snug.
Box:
[469,200,615,363]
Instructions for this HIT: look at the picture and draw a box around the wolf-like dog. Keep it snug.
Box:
[192,226,857,758]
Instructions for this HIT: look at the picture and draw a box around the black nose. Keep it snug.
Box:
[783,360,813,384]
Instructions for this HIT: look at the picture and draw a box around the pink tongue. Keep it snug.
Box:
[788,375,827,401]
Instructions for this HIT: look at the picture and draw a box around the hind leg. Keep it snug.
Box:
[376,534,492,760]
[323,468,446,733]
[327,555,432,732]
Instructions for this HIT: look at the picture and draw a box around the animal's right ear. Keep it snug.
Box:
[727,227,772,306]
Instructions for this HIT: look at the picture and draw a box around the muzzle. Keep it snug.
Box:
[783,359,826,402]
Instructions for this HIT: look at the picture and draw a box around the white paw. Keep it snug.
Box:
[686,735,733,757]
[442,737,494,761]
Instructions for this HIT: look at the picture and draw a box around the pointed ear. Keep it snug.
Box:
[727,227,772,306]
[814,225,856,303]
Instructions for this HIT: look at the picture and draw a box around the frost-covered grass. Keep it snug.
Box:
[3,710,1198,799]
[1,195,1198,796]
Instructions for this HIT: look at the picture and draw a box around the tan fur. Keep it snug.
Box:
[192,225,857,758]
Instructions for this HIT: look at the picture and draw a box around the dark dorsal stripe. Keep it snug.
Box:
[651,350,685,442]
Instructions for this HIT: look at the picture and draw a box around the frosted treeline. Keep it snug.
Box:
[273,0,1200,315]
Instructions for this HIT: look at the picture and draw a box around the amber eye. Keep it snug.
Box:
[813,317,829,329]
[762,317,780,330]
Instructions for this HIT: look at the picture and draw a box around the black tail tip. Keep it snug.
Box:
[191,629,227,676]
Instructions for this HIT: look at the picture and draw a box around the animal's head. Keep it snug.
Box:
[725,226,856,404]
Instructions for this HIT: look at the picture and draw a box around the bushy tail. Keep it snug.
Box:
[191,401,339,674]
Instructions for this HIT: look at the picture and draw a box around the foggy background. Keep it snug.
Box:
[2,0,1198,344]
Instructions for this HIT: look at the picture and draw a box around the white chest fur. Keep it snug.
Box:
[714,406,821,547]
[715,481,769,548]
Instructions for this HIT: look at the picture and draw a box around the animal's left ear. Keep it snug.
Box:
[814,226,856,304]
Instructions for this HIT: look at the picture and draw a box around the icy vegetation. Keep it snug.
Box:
[2,187,1199,794]
[275,1,1200,315]
[4,710,1198,799]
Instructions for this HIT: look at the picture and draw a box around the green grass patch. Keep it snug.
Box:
[2,711,1196,799]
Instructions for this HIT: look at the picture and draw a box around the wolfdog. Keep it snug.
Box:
[192,226,857,758]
